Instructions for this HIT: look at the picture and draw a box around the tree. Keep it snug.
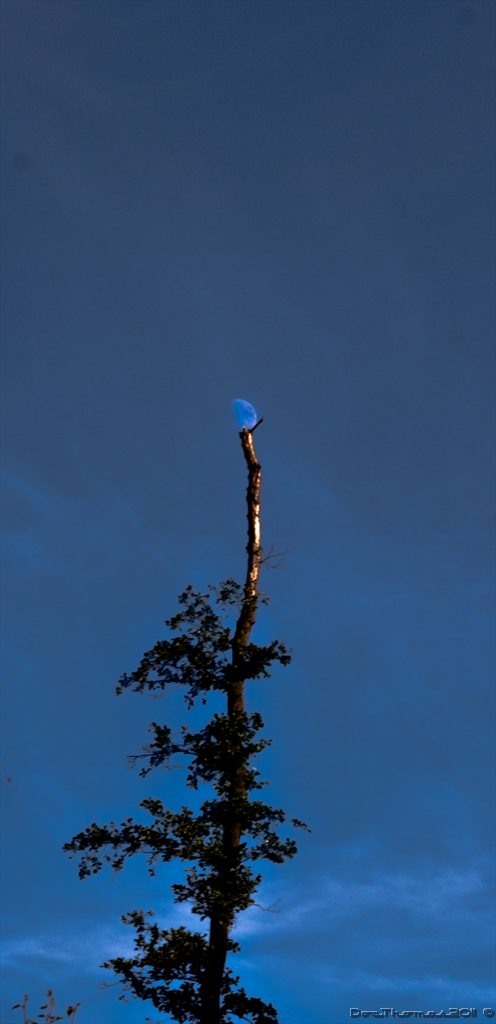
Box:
[64,423,308,1024]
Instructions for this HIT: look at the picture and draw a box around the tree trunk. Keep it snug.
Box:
[200,427,262,1024]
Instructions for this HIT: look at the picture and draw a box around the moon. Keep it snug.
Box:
[232,399,258,429]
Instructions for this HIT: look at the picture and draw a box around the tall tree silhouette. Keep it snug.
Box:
[64,421,307,1024]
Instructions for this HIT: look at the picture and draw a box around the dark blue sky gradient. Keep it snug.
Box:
[1,2,495,1022]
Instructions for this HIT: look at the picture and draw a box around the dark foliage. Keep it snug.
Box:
[64,580,307,1022]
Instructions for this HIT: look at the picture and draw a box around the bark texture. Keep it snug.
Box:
[200,427,262,1024]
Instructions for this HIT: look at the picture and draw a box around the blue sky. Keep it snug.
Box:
[1,1,494,1022]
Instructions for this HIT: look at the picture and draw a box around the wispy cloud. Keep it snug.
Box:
[6,860,484,964]
[312,967,496,1003]
[232,860,492,939]
[1,904,206,975]
[2,862,493,1021]
[1,927,132,974]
